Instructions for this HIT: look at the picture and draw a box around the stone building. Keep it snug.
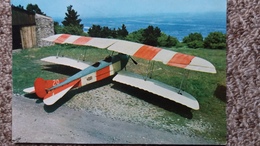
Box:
[35,14,54,47]
[12,6,54,49]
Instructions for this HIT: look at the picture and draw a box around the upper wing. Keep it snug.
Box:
[43,34,216,73]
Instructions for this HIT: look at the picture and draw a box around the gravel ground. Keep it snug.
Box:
[12,81,217,144]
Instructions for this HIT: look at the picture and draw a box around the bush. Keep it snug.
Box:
[187,40,204,49]
[175,42,186,48]
[182,33,204,49]
[62,25,85,35]
[126,29,144,43]
[204,32,226,49]
[158,33,179,47]
[183,32,203,43]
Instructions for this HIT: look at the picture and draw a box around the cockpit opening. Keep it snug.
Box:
[103,56,112,63]
[92,62,101,67]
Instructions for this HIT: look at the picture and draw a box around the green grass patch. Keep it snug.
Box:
[13,45,226,143]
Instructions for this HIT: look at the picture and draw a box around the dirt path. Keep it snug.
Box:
[12,83,216,144]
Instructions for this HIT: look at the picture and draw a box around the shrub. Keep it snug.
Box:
[126,29,144,43]
[187,40,204,49]
[158,33,179,47]
[204,32,226,49]
[62,25,85,35]
[183,32,203,43]
[182,33,204,49]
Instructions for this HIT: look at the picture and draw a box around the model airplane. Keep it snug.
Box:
[23,34,216,110]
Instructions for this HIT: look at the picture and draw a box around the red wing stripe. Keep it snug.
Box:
[54,34,71,43]
[133,45,162,60]
[167,53,195,68]
[73,37,92,45]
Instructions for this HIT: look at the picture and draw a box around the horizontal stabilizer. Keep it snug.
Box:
[23,87,35,93]
[43,79,80,105]
[41,56,90,70]
[113,71,199,110]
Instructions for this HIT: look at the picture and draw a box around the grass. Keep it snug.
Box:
[12,45,226,144]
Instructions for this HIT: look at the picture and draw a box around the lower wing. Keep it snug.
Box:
[113,71,199,110]
[41,56,90,70]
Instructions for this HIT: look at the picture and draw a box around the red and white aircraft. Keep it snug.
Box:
[24,34,216,110]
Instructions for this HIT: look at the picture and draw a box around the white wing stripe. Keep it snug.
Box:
[108,40,143,55]
[63,35,81,44]
[152,49,177,64]
[86,38,118,49]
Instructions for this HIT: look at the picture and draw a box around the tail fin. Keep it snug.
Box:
[34,78,66,98]
[34,78,81,105]
[43,79,80,105]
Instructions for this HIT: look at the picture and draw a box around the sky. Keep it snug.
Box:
[11,0,226,18]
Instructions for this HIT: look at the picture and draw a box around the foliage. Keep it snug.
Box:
[142,25,161,46]
[183,32,203,43]
[88,25,102,37]
[182,33,204,49]
[54,21,63,34]
[88,24,128,39]
[14,4,25,10]
[61,5,84,35]
[187,40,204,49]
[117,24,129,39]
[204,32,226,49]
[26,3,46,16]
[62,25,86,35]
[158,33,179,47]
[125,29,144,43]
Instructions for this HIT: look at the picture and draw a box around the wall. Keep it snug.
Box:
[35,14,54,47]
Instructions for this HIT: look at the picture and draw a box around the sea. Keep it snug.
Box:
[54,12,226,41]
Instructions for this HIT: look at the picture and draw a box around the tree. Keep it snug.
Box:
[204,32,226,49]
[88,25,102,37]
[158,33,179,47]
[88,24,128,39]
[182,33,204,49]
[54,21,63,34]
[26,3,46,16]
[62,5,84,35]
[14,4,25,10]
[142,25,161,46]
[117,24,128,39]
[183,32,203,43]
[101,26,112,38]
[126,29,144,43]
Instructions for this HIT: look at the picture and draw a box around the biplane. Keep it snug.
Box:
[23,34,216,110]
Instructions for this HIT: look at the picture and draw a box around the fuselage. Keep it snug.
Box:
[49,53,129,90]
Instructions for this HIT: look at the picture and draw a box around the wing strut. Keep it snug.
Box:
[145,61,155,80]
[178,70,190,94]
